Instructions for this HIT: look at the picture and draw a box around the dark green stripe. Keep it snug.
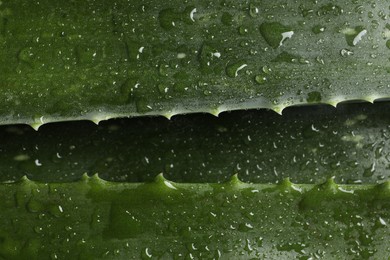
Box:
[0,102,388,184]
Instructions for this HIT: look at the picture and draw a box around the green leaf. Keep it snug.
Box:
[1,175,389,259]
[0,0,389,126]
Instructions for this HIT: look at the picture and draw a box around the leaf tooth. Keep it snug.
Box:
[328,97,346,108]
[364,96,377,104]
[162,112,175,120]
[90,173,101,180]
[154,173,178,190]
[19,175,32,184]
[154,173,167,183]
[80,173,90,182]
[87,173,106,185]
[325,100,338,108]
[29,122,43,131]
[318,176,338,193]
[374,181,390,198]
[278,177,292,188]
[229,174,243,185]
[272,106,285,115]
[90,118,101,125]
[209,108,221,117]
[278,178,304,193]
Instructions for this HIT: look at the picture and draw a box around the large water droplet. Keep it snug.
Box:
[136,99,153,113]
[158,7,195,30]
[27,198,44,213]
[221,12,234,26]
[226,61,247,78]
[340,49,354,57]
[141,248,153,259]
[343,26,367,46]
[317,4,343,16]
[159,9,179,30]
[260,22,293,48]
[249,4,259,17]
[386,40,390,49]
[272,52,304,64]
[255,75,267,85]
[312,25,326,34]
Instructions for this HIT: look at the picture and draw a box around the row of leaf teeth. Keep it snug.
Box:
[10,173,390,193]
[26,97,389,131]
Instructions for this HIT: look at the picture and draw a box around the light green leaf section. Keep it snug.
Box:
[0,0,389,127]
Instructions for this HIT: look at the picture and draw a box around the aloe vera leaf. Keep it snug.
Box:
[0,0,389,127]
[0,102,389,184]
[0,175,389,259]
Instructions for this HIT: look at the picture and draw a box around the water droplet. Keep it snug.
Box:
[226,61,247,78]
[136,99,153,113]
[34,226,43,234]
[379,217,387,226]
[27,199,44,213]
[159,9,178,30]
[260,22,293,48]
[221,12,234,26]
[262,65,271,74]
[14,154,30,161]
[255,75,267,85]
[18,47,34,65]
[343,26,367,46]
[363,162,376,177]
[239,26,248,35]
[177,53,186,59]
[352,29,367,46]
[238,222,254,232]
[125,41,143,61]
[340,49,354,57]
[49,205,64,217]
[317,4,343,16]
[198,43,221,73]
[272,51,306,64]
[277,242,307,253]
[141,248,153,259]
[190,8,197,22]
[157,84,169,95]
[386,40,390,49]
[75,45,101,64]
[34,159,42,167]
[249,4,259,17]
[312,25,325,34]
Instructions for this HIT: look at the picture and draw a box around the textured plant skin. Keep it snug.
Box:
[1,102,389,184]
[0,174,389,259]
[1,0,390,258]
[0,0,390,128]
